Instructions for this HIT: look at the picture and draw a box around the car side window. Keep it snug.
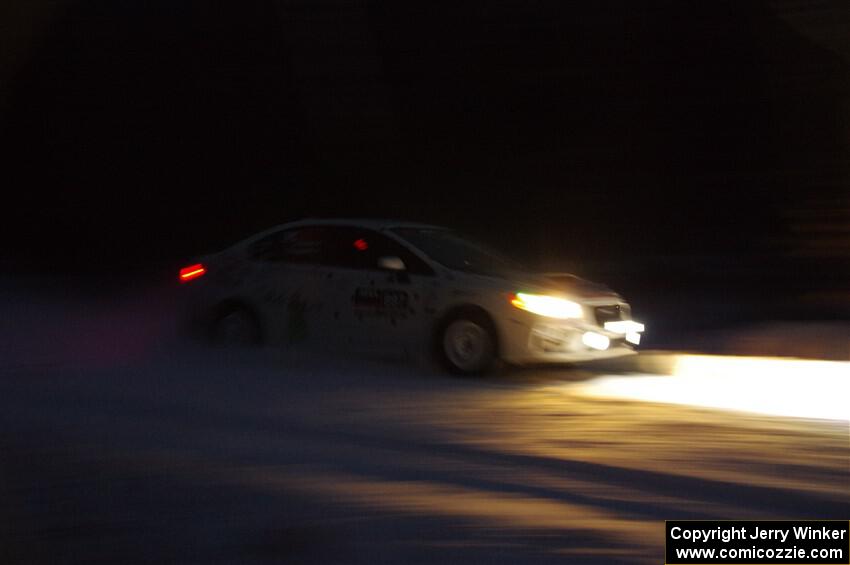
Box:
[250,227,326,264]
[323,227,434,275]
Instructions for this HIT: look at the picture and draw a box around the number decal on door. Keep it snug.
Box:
[353,288,409,316]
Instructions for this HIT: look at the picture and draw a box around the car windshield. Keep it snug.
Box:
[391,228,525,275]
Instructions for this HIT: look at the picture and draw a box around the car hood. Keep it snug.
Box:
[515,272,621,300]
[446,268,622,301]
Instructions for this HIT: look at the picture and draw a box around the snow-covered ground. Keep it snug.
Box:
[1,281,848,564]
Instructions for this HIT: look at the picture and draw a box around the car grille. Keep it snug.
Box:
[593,304,624,326]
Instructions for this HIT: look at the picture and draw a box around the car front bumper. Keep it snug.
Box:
[499,316,643,365]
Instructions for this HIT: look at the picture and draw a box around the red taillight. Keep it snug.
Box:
[179,263,206,282]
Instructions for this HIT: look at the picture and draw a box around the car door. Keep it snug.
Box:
[318,227,436,355]
[247,226,331,346]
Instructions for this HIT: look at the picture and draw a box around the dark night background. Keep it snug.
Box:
[2,1,848,333]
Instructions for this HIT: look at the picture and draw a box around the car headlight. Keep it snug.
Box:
[510,292,583,319]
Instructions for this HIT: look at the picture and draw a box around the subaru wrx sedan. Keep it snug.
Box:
[179,219,644,374]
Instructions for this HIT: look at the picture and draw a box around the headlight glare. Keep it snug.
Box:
[511,292,583,319]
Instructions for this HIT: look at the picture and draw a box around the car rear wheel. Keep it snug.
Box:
[439,315,497,375]
[211,306,261,347]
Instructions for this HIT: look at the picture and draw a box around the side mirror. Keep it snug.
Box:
[378,256,406,271]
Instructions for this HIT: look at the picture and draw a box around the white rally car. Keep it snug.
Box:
[179,219,644,374]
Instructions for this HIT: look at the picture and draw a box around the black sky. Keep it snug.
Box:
[2,1,848,290]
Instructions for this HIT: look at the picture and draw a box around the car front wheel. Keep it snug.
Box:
[439,315,497,375]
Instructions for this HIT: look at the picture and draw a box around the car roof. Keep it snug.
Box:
[268,217,444,233]
[294,218,444,230]
[235,218,447,247]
